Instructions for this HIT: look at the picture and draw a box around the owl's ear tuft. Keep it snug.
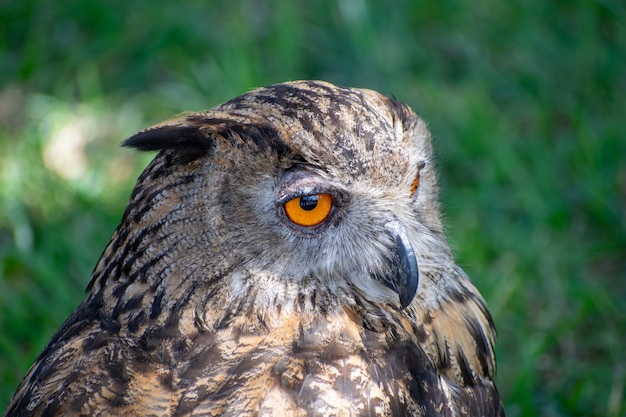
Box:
[386,95,416,130]
[123,125,212,152]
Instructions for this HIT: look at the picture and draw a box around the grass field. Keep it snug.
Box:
[1,1,624,415]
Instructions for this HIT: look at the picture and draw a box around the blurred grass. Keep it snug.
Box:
[1,0,624,415]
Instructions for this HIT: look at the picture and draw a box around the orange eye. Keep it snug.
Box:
[284,194,333,227]
[410,174,420,196]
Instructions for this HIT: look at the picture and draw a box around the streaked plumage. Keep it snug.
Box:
[5,80,504,416]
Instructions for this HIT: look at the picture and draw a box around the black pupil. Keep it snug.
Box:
[299,195,319,211]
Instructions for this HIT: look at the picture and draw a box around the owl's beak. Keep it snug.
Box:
[381,222,419,309]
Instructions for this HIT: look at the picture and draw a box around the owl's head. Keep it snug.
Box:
[96,81,454,325]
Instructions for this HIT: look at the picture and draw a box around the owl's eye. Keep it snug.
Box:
[410,175,420,196]
[283,194,333,227]
[410,161,426,196]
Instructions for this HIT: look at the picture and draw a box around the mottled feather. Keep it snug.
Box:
[5,80,504,417]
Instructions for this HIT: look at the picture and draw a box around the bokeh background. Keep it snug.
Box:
[1,0,624,415]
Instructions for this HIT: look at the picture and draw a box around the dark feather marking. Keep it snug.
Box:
[26,355,67,392]
[211,353,269,400]
[150,288,165,319]
[356,120,376,152]
[228,123,291,157]
[170,271,211,316]
[448,287,469,304]
[99,312,122,333]
[90,252,121,290]
[213,309,235,331]
[125,249,168,284]
[172,338,190,358]
[40,396,62,417]
[107,358,131,383]
[141,313,182,345]
[87,234,125,291]
[304,80,343,100]
[67,390,91,413]
[453,382,506,417]
[88,237,122,285]
[158,372,176,392]
[82,330,111,352]
[123,126,212,152]
[298,112,316,134]
[127,310,147,333]
[111,279,134,300]
[297,292,306,311]
[178,339,220,382]
[235,123,290,156]
[169,114,291,157]
[120,214,192,259]
[112,294,144,318]
[103,220,189,292]
[413,324,429,344]
[89,226,139,289]
[140,151,177,181]
[387,95,415,131]
[247,92,298,118]
[435,332,450,370]
[401,341,451,416]
[325,99,345,128]
[184,116,240,126]
[456,348,475,386]
[117,249,141,278]
[223,89,292,110]
[466,316,494,376]
[135,151,172,184]
[130,173,200,222]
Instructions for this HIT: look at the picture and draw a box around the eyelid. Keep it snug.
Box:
[277,169,316,196]
[276,168,341,204]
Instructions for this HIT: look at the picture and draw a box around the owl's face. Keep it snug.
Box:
[113,80,452,324]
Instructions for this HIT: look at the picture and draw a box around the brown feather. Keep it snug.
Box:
[5,81,503,417]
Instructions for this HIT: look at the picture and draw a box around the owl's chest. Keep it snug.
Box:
[160,311,434,416]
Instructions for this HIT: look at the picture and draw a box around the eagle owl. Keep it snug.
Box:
[5,81,504,416]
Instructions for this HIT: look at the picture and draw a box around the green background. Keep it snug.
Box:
[1,1,624,415]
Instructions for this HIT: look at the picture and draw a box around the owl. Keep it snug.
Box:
[5,80,504,416]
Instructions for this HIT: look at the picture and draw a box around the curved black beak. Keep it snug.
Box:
[380,222,419,309]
